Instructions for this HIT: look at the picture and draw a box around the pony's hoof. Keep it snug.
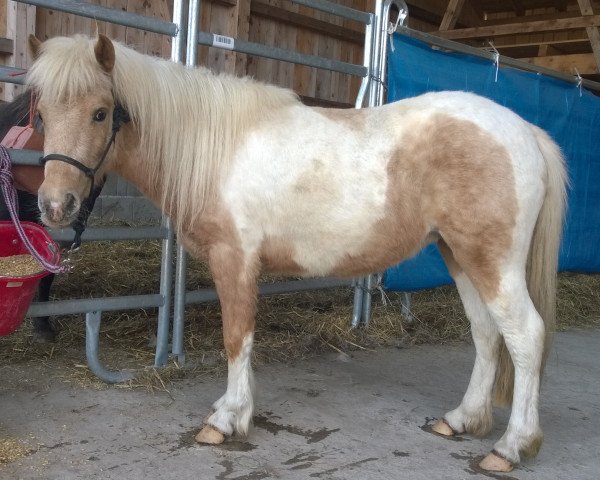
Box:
[479,452,513,472]
[431,418,456,437]
[195,425,225,445]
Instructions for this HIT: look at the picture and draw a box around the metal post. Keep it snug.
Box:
[154,0,186,367]
[172,0,202,365]
[172,244,187,364]
[86,311,134,383]
[358,0,385,327]
[359,0,409,328]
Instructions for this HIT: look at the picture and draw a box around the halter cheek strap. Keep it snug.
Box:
[39,104,130,199]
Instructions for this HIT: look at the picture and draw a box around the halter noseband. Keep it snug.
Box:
[39,104,130,199]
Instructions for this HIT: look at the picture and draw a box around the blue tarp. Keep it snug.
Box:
[384,33,600,292]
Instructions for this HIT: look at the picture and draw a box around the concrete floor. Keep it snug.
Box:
[0,328,599,480]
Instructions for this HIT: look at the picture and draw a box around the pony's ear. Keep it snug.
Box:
[28,34,42,59]
[94,34,115,73]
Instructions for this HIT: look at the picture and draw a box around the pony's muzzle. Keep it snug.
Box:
[38,191,81,228]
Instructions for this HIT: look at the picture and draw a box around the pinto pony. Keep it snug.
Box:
[26,34,567,473]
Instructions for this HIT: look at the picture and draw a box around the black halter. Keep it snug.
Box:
[39,104,130,200]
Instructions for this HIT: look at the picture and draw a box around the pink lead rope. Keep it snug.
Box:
[0,145,70,274]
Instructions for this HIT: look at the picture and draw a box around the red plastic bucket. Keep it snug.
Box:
[0,221,60,336]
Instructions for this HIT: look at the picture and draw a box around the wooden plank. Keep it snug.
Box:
[577,0,594,16]
[0,37,12,54]
[234,0,251,75]
[275,0,296,90]
[577,0,600,77]
[439,0,466,31]
[251,0,364,45]
[4,2,35,100]
[197,0,212,66]
[315,9,332,101]
[144,0,170,58]
[519,52,598,74]
[0,0,7,38]
[586,26,600,69]
[208,2,237,73]
[103,0,128,43]
[493,35,589,49]
[293,4,317,98]
[436,14,600,40]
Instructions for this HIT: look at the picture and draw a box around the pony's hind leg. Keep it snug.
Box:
[434,240,545,472]
[480,275,545,471]
[432,245,500,438]
[195,244,258,444]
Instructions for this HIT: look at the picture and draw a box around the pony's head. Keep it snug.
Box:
[27,34,118,228]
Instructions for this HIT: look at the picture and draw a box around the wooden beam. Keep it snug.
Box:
[493,37,589,50]
[251,0,364,45]
[520,53,598,74]
[577,0,594,16]
[586,27,600,67]
[577,0,600,75]
[509,0,525,17]
[406,0,480,28]
[0,36,13,54]
[436,14,600,40]
[439,0,465,31]
[210,0,237,7]
[479,10,577,26]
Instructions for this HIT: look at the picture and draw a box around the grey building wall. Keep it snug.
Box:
[91,174,161,222]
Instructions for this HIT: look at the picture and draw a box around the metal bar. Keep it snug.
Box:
[196,31,367,77]
[354,14,374,108]
[48,226,168,242]
[27,294,164,317]
[358,0,410,328]
[186,0,201,65]
[351,6,380,327]
[0,66,27,85]
[4,148,40,166]
[154,0,186,368]
[400,292,413,322]
[396,25,600,93]
[86,311,135,383]
[378,0,408,104]
[185,278,352,305]
[14,0,178,37]
[368,0,384,107]
[351,277,365,328]
[361,273,374,327]
[290,0,372,24]
[171,245,187,364]
[171,0,202,365]
[357,0,388,327]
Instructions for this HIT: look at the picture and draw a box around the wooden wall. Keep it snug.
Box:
[1,0,373,105]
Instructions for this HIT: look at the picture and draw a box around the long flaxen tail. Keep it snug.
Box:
[493,124,568,407]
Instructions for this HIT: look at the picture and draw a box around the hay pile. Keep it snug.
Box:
[0,233,598,390]
[0,438,32,464]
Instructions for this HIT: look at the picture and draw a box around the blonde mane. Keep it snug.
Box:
[27,34,299,231]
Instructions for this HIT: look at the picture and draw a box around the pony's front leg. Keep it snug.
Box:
[195,244,258,444]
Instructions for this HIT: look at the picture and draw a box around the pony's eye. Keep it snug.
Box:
[93,109,107,122]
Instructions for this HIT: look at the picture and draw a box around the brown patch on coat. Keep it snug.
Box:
[183,208,259,361]
[420,115,517,301]
[437,239,461,278]
[331,113,517,301]
[114,124,258,362]
[259,236,305,275]
[312,106,367,132]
